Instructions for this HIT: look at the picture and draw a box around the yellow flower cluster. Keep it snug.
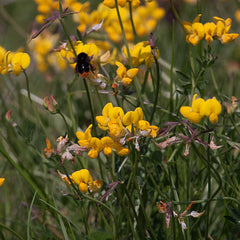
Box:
[183,14,239,45]
[103,0,141,8]
[76,103,159,158]
[123,41,159,68]
[0,46,30,76]
[29,31,66,72]
[115,61,138,86]
[59,169,102,193]
[180,94,222,124]
[74,2,164,43]
[34,0,90,24]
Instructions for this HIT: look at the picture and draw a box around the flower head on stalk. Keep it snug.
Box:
[180,94,222,124]
[183,14,205,46]
[59,169,102,193]
[123,41,159,68]
[0,48,31,76]
[213,17,239,44]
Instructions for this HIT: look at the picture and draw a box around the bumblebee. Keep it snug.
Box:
[74,52,94,78]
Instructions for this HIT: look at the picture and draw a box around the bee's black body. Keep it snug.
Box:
[75,52,94,77]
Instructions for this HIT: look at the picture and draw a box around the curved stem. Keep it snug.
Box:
[23,71,47,136]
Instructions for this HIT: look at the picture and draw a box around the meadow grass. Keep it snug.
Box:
[1,0,240,239]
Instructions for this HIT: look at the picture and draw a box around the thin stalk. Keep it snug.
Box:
[83,78,96,134]
[209,67,221,100]
[114,0,146,116]
[59,19,77,57]
[205,138,211,239]
[128,1,137,41]
[82,194,118,240]
[170,20,175,113]
[27,191,38,240]
[141,69,149,94]
[67,87,77,133]
[0,222,25,240]
[0,140,48,202]
[150,55,161,124]
[57,111,72,136]
[169,0,185,31]
[23,71,47,136]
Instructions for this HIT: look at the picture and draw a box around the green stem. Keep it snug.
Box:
[83,78,96,134]
[128,1,137,41]
[114,0,146,116]
[82,194,118,240]
[0,222,25,240]
[27,191,38,240]
[209,67,221,100]
[0,140,48,202]
[169,0,185,31]
[170,20,175,113]
[23,71,47,137]
[59,19,77,57]
[149,55,161,124]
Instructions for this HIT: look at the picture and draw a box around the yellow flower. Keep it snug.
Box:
[213,17,239,44]
[183,14,205,45]
[71,169,102,193]
[123,41,159,68]
[200,97,222,124]
[115,61,138,86]
[11,52,31,75]
[76,124,92,149]
[180,94,221,124]
[113,142,130,156]
[101,136,114,156]
[96,103,125,139]
[204,22,216,45]
[138,120,159,137]
[103,0,127,8]
[88,137,103,159]
[180,94,205,124]
[96,103,114,130]
[0,178,5,187]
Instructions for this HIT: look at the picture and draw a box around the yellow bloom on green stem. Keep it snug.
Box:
[180,94,205,124]
[116,61,138,86]
[71,169,102,193]
[88,137,103,159]
[76,124,92,149]
[204,22,216,45]
[138,120,159,137]
[180,94,221,124]
[213,16,239,44]
[101,136,114,156]
[0,178,5,187]
[103,0,127,8]
[11,52,31,76]
[200,97,222,124]
[183,14,205,46]
[123,41,159,68]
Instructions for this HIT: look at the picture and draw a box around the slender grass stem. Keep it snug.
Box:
[150,55,161,124]
[0,222,25,240]
[23,71,48,137]
[128,1,137,41]
[170,20,175,113]
[114,0,146,116]
[83,78,96,134]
